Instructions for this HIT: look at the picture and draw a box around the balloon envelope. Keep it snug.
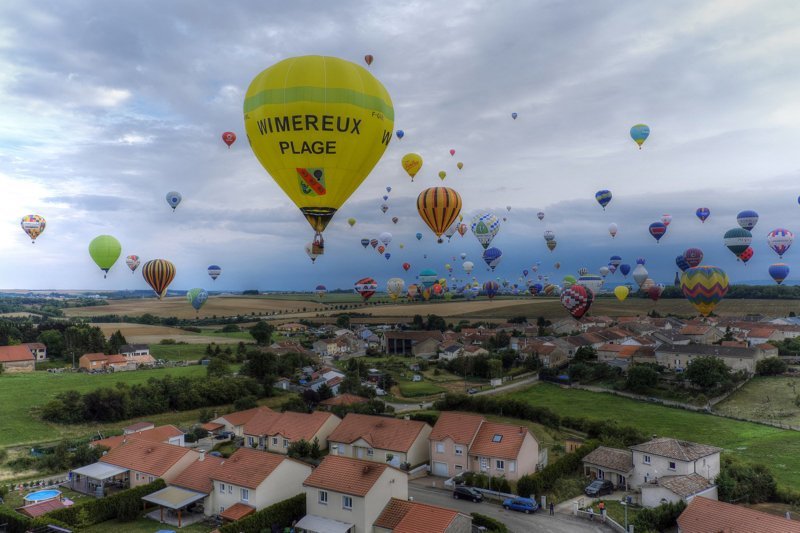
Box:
[142,259,176,299]
[769,263,790,285]
[561,285,594,319]
[681,266,729,316]
[88,235,122,277]
[186,288,209,312]
[126,255,140,273]
[402,153,423,180]
[354,277,378,301]
[724,228,752,256]
[614,285,629,301]
[630,124,650,148]
[648,222,667,242]
[595,190,612,209]
[767,228,794,258]
[417,187,462,238]
[684,248,703,268]
[208,265,222,280]
[396,130,404,139]
[471,213,501,249]
[482,247,503,271]
[483,281,499,299]
[736,210,759,231]
[696,207,710,223]
[166,191,182,211]
[222,131,236,147]
[20,215,46,242]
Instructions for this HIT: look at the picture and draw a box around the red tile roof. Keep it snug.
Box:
[124,422,155,432]
[243,410,337,441]
[212,448,292,490]
[0,345,34,363]
[93,425,184,450]
[16,498,67,518]
[319,393,369,407]
[219,406,273,427]
[429,412,484,446]
[303,455,389,497]
[81,352,108,361]
[200,422,225,432]
[106,354,129,364]
[219,502,256,521]
[100,438,195,477]
[171,455,226,494]
[327,414,428,453]
[677,496,800,533]
[374,498,461,533]
[469,421,531,461]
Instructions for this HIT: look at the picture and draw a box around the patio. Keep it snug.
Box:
[143,486,208,529]
[68,462,129,497]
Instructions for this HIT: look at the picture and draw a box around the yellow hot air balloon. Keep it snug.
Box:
[438,171,446,181]
[417,187,462,241]
[244,56,394,256]
[402,153,423,180]
[347,217,356,227]
[457,162,463,170]
[614,285,629,302]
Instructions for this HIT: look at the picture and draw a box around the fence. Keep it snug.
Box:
[574,509,630,532]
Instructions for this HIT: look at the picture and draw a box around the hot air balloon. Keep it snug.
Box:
[361,238,370,249]
[599,266,610,277]
[379,232,392,246]
[462,261,474,275]
[681,266,729,316]
[419,268,438,288]
[767,228,794,258]
[20,215,46,243]
[769,263,790,285]
[736,210,759,231]
[244,56,393,257]
[88,235,121,278]
[315,284,327,298]
[377,245,385,255]
[392,217,399,224]
[522,269,529,278]
[537,212,545,221]
[407,284,419,299]
[633,263,649,289]
[402,262,411,272]
[399,243,404,249]
[683,248,703,268]
[561,285,594,319]
[449,149,455,156]
[614,285,629,302]
[384,252,391,260]
[364,54,373,66]
[386,278,405,300]
[445,263,453,273]
[186,288,209,313]
[676,255,690,272]
[386,186,392,193]
[438,171,447,181]
[546,240,557,252]
[222,131,236,148]
[354,277,377,301]
[382,195,389,202]
[696,207,710,223]
[402,153,423,181]
[577,275,603,295]
[142,259,176,299]
[554,262,561,270]
[457,223,468,237]
[380,203,389,214]
[125,255,140,273]
[738,246,754,264]
[468,213,499,250]
[609,256,622,268]
[640,278,655,292]
[457,162,463,170]
[415,233,423,241]
[482,247,503,271]
[304,242,322,263]
[595,190,612,210]
[459,253,467,260]
[511,112,518,120]
[630,124,650,149]
[396,130,404,140]
[636,258,646,265]
[619,264,631,277]
[603,222,617,239]
[724,228,752,257]
[166,191,182,211]
[562,275,576,288]
[543,230,555,242]
[483,281,499,299]
[661,214,672,227]
[204,265,221,281]
[444,222,459,241]
[578,267,589,277]
[417,187,462,240]
[649,222,667,242]
[648,284,664,302]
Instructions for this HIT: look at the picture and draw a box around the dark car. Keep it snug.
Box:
[467,388,479,394]
[453,486,484,503]
[585,479,615,497]
[502,497,539,514]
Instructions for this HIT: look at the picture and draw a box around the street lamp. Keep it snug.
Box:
[621,499,628,532]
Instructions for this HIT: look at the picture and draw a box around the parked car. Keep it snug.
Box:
[453,486,484,503]
[467,388,479,394]
[502,497,539,514]
[584,479,614,497]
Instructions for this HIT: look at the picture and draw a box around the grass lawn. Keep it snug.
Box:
[587,500,642,526]
[506,383,800,488]
[715,376,800,427]
[149,343,218,361]
[396,379,446,397]
[0,366,208,447]
[83,515,214,533]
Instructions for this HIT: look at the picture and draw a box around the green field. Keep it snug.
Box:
[149,343,217,361]
[396,379,446,397]
[0,366,208,447]
[506,383,800,487]
[715,376,800,427]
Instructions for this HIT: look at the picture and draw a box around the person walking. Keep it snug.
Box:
[549,502,554,515]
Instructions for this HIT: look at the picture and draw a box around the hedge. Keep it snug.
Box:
[517,441,600,498]
[219,493,305,533]
[46,478,166,527]
[471,512,509,532]
[0,507,72,533]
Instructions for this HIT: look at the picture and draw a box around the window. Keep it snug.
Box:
[367,448,374,457]
[135,473,140,481]
[479,457,489,472]
[643,455,651,464]
[219,506,225,513]
[228,485,232,494]
[454,445,463,456]
[496,460,505,471]
[669,461,676,470]
[436,442,445,454]
[219,483,225,494]
[248,437,255,447]
[241,488,249,502]
[148,476,154,483]
[342,495,352,510]
[455,464,463,471]
[283,439,289,448]
[272,437,278,446]
[509,461,516,472]
[319,490,328,504]
[492,434,503,443]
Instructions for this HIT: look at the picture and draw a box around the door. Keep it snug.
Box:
[356,447,364,459]
[432,462,448,477]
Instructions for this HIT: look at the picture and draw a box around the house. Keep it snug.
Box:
[328,414,432,468]
[124,422,155,434]
[461,345,489,357]
[629,438,721,489]
[381,331,443,357]
[518,341,568,368]
[678,325,723,344]
[439,344,464,361]
[210,406,274,437]
[428,412,542,481]
[100,439,200,487]
[273,377,292,391]
[374,498,472,533]
[79,353,134,372]
[651,330,692,346]
[243,410,341,453]
[23,342,47,361]
[582,446,634,490]
[92,425,185,450]
[640,473,717,508]
[156,453,226,520]
[655,343,778,373]
[297,455,408,533]
[0,345,35,373]
[120,344,150,357]
[106,353,134,371]
[676,496,800,533]
[277,322,309,336]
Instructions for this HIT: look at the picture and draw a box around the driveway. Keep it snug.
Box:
[409,484,609,533]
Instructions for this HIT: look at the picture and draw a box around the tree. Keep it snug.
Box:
[38,329,64,358]
[302,388,321,408]
[685,356,731,389]
[426,314,447,332]
[106,330,127,354]
[222,324,241,333]
[250,321,275,345]
[755,357,788,376]
[207,357,231,377]
[234,395,258,411]
[336,315,351,329]
[281,396,310,413]
[573,346,597,362]
[317,383,334,401]
[625,365,659,393]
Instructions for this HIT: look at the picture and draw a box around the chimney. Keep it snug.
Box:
[363,465,371,474]
[198,450,205,461]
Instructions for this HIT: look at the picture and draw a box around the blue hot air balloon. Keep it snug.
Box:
[482,247,503,271]
[207,265,222,281]
[769,263,790,285]
[384,252,391,260]
[187,288,208,312]
[736,210,759,231]
[522,269,529,277]
[416,232,423,241]
[630,124,650,149]
[696,207,710,223]
[595,190,612,210]
[675,255,690,272]
[361,238,370,248]
[511,112,518,120]
[382,195,389,201]
[649,222,667,243]
[396,130,404,139]
[619,264,631,277]
[636,257,646,265]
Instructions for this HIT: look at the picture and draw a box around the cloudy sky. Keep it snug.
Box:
[2,0,800,292]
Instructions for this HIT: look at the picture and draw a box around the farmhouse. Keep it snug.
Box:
[0,345,35,372]
[120,344,150,356]
[381,331,443,357]
[655,343,778,373]
[23,342,47,361]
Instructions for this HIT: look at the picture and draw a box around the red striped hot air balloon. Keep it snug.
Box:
[417,187,462,243]
[142,259,176,299]
[354,277,377,301]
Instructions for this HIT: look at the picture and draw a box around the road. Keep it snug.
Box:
[388,374,539,413]
[409,485,609,533]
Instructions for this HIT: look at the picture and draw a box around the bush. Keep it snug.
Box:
[716,455,776,503]
[409,412,439,426]
[471,512,509,532]
[633,500,686,532]
[222,324,241,333]
[755,357,788,376]
[219,493,305,533]
[517,442,599,498]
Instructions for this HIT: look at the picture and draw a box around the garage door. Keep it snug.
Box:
[432,462,448,477]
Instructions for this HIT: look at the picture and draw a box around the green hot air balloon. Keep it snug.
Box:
[186,288,209,315]
[88,235,122,278]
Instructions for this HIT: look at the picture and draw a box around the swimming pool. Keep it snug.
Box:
[24,489,61,503]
